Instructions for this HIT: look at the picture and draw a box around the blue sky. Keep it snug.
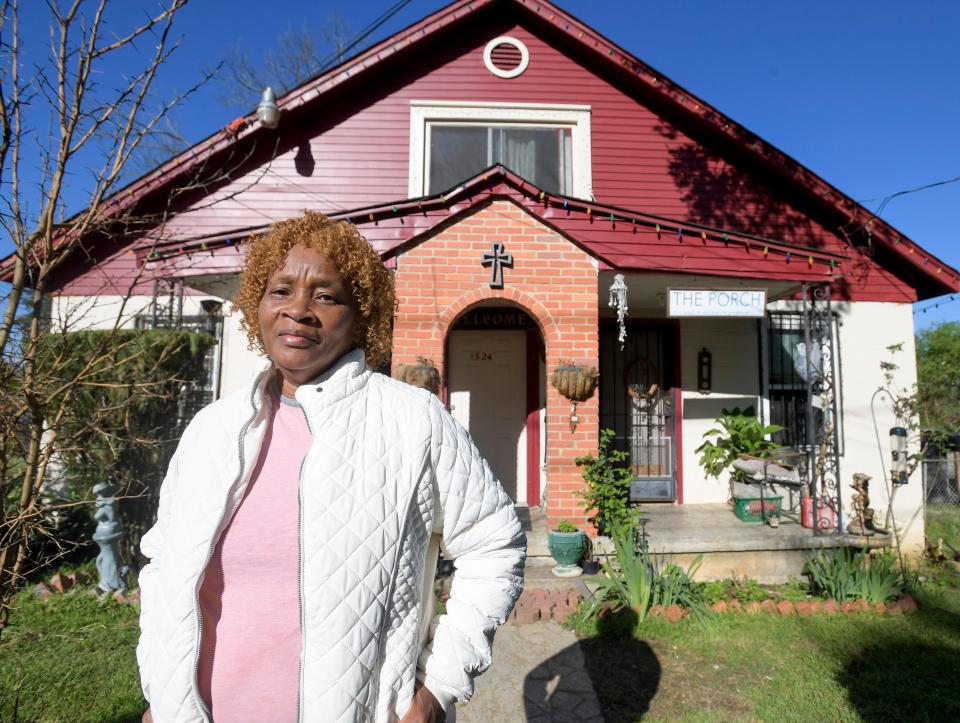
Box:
[10,0,960,328]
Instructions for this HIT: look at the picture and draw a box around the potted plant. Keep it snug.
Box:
[393,356,440,395]
[694,407,783,522]
[547,520,588,577]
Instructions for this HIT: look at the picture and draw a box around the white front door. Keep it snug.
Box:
[448,330,527,503]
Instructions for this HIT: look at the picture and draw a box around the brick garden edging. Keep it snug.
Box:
[509,588,582,624]
[33,571,140,605]
[649,594,919,622]
[508,588,919,625]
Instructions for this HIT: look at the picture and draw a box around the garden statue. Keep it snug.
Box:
[92,481,126,592]
[847,472,887,536]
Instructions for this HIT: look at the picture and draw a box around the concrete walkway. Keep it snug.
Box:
[458,621,603,723]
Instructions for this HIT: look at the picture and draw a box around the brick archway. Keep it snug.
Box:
[438,286,559,355]
[443,297,546,506]
[390,200,600,528]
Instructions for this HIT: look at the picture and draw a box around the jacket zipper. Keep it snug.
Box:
[369,477,423,719]
[190,373,265,722]
[295,403,314,723]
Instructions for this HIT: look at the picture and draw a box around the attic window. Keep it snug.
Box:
[483,37,529,78]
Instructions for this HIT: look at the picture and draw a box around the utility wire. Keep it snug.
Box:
[858,174,960,217]
[316,0,414,73]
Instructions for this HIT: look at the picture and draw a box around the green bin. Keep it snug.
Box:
[732,495,782,523]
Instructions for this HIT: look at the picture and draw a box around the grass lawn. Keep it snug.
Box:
[926,503,960,550]
[0,591,144,722]
[3,577,960,722]
[572,607,960,722]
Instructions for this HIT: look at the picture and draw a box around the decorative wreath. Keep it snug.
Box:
[624,357,660,403]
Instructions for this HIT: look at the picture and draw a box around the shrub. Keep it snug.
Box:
[556,520,578,533]
[575,429,635,534]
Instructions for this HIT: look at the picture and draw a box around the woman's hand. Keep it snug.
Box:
[399,684,445,723]
[142,708,153,723]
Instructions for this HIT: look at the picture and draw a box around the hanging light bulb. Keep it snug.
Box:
[608,273,629,349]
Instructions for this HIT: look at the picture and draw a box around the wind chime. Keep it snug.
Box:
[608,273,629,350]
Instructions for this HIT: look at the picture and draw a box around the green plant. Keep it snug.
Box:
[730,576,769,604]
[591,526,708,622]
[593,525,654,620]
[652,557,708,618]
[702,580,729,605]
[694,406,782,481]
[804,549,901,604]
[575,428,636,534]
[858,553,902,604]
[556,520,578,533]
[805,550,860,602]
[777,577,811,603]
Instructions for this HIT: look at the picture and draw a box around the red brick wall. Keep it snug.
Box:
[393,200,598,530]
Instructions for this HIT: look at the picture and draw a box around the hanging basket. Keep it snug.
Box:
[394,357,440,395]
[551,364,598,402]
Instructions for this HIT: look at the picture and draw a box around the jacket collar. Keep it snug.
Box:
[244,347,371,424]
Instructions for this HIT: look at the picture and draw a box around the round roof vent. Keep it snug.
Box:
[483,36,529,79]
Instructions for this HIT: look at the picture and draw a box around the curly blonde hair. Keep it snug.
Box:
[234,211,394,368]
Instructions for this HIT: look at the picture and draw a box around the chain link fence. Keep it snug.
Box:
[924,454,960,507]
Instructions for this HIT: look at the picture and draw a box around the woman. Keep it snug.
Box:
[137,212,526,722]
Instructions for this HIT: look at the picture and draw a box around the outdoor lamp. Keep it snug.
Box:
[257,87,281,129]
[698,348,712,394]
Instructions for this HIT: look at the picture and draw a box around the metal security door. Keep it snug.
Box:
[599,324,678,501]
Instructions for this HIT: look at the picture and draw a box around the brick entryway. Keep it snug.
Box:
[391,200,599,529]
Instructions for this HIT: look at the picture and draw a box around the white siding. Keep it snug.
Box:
[678,317,762,504]
[677,301,924,554]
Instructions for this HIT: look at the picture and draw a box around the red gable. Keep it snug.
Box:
[5,0,958,301]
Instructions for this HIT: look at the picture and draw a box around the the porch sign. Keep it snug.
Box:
[667,288,767,317]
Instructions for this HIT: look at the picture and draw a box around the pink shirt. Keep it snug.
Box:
[198,396,312,722]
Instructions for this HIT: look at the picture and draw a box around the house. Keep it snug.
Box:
[19,0,960,574]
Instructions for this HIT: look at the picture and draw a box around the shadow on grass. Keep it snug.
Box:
[570,608,662,722]
[838,613,960,722]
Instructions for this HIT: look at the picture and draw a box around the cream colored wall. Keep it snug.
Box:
[51,295,156,331]
[218,308,267,398]
[678,317,762,504]
[824,302,923,555]
[677,301,924,555]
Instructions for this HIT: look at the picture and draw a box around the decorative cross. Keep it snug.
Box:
[481,242,513,289]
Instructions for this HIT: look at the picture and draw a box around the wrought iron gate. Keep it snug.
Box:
[600,324,677,501]
[802,284,844,535]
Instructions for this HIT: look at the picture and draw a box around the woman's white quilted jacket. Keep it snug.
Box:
[137,349,526,722]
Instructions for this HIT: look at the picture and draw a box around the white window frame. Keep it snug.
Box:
[408,100,593,200]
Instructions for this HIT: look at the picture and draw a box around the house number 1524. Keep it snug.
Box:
[470,352,493,361]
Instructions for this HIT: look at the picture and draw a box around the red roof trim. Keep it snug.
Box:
[144,165,848,286]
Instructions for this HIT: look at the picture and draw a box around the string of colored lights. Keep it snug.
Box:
[914,294,958,316]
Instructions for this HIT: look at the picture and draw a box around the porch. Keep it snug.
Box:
[521,503,891,584]
[641,503,890,582]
